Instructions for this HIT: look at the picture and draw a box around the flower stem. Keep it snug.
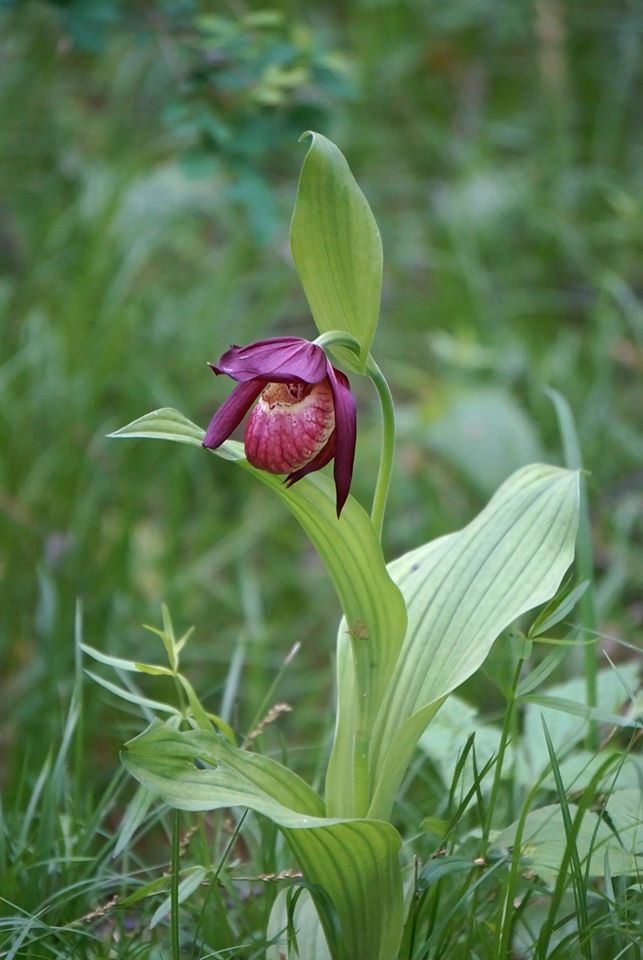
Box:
[365,355,395,542]
[313,329,362,357]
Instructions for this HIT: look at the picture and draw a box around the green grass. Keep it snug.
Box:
[1,1,641,957]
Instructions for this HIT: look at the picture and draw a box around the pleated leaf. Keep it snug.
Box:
[290,132,382,372]
[368,464,580,818]
[123,722,403,960]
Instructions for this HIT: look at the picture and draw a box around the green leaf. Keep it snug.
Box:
[123,722,404,960]
[528,580,590,638]
[81,642,174,676]
[112,407,408,819]
[516,664,641,785]
[494,799,641,884]
[538,751,642,793]
[290,132,382,371]
[516,646,571,698]
[521,694,642,730]
[150,866,208,928]
[108,407,205,446]
[418,694,511,796]
[425,387,543,497]
[368,464,580,818]
[113,785,157,859]
[84,670,181,717]
[267,888,332,960]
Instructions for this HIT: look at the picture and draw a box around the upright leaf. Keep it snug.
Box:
[368,464,580,818]
[290,132,382,371]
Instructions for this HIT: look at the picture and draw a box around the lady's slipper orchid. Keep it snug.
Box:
[203,337,356,516]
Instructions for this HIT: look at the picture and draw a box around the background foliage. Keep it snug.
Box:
[1,1,641,957]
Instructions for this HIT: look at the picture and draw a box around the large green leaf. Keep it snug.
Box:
[123,722,403,960]
[290,132,382,372]
[111,408,407,817]
[109,414,405,675]
[368,464,580,818]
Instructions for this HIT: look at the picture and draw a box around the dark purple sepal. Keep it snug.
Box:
[203,379,265,449]
[326,366,356,517]
[211,337,328,385]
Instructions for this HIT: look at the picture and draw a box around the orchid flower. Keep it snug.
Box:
[203,337,356,516]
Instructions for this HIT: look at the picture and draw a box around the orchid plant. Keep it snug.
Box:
[104,134,582,959]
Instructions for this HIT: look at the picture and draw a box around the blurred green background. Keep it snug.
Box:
[1,0,642,793]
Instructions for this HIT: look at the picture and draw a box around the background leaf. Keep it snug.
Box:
[267,887,332,960]
[516,663,641,785]
[425,387,543,497]
[290,132,382,371]
[494,796,641,884]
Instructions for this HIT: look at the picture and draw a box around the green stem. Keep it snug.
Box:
[481,658,523,852]
[171,809,181,960]
[545,388,597,747]
[313,330,361,355]
[365,355,395,541]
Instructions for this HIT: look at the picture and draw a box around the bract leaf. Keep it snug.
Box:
[368,464,580,818]
[290,132,382,372]
[123,722,403,960]
[108,407,204,446]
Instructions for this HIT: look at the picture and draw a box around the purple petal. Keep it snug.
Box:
[284,432,336,488]
[211,338,328,385]
[203,380,265,449]
[327,366,356,517]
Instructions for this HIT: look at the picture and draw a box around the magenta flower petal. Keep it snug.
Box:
[203,379,266,449]
[211,337,328,384]
[326,366,356,517]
